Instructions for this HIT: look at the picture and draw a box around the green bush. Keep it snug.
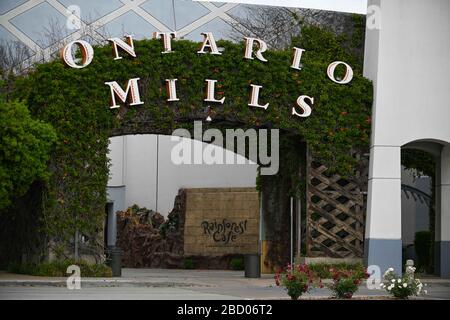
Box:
[307,262,367,279]
[329,277,359,299]
[7,259,112,277]
[230,258,244,270]
[182,258,194,270]
[414,231,433,273]
[0,100,57,209]
[328,268,364,299]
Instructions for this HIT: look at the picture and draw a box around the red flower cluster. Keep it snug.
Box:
[274,264,366,300]
[328,268,364,299]
[364,267,371,279]
[274,276,280,286]
[274,264,320,299]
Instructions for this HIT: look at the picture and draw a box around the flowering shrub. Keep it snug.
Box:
[328,268,369,299]
[275,264,322,300]
[381,266,427,299]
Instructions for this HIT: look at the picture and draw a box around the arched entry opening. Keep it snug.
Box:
[104,127,306,271]
[401,140,450,278]
[401,143,438,274]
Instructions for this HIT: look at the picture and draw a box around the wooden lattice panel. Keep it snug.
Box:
[306,156,367,258]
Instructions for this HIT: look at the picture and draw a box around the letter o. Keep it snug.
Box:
[327,61,353,84]
[60,40,94,69]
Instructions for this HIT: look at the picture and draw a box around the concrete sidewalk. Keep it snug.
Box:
[1,269,449,300]
[0,269,275,288]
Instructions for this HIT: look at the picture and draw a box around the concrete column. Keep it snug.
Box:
[364,146,402,274]
[437,145,450,278]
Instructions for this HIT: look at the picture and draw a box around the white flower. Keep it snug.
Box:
[391,279,396,283]
[384,268,394,276]
[403,283,407,288]
[397,279,401,283]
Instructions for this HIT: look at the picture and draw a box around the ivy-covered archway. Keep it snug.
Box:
[4,24,372,266]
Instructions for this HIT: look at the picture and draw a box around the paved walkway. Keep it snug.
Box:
[0,269,449,300]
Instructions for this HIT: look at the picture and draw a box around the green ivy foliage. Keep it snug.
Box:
[293,18,365,74]
[10,24,372,245]
[0,99,56,209]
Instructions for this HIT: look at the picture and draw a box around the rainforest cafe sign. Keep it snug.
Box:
[60,32,354,118]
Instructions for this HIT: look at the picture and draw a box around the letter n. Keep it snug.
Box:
[108,35,136,60]
[105,78,144,109]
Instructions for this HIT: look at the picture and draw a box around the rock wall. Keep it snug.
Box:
[116,191,185,268]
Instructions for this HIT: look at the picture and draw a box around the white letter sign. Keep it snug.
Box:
[244,37,268,62]
[153,32,177,53]
[204,79,225,104]
[166,79,179,101]
[292,95,313,117]
[248,84,269,110]
[327,61,354,84]
[104,78,144,109]
[291,47,305,70]
[60,40,94,69]
[108,35,136,60]
[198,32,221,55]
